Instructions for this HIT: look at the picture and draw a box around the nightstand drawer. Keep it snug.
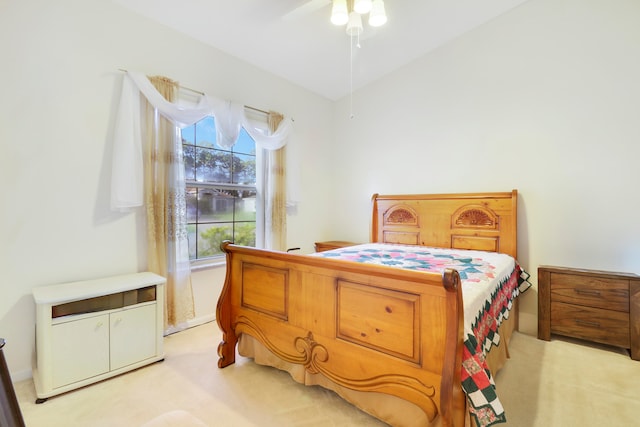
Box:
[550,272,629,312]
[551,301,630,348]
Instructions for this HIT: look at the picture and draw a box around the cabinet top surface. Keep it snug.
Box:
[32,272,166,305]
[539,265,640,279]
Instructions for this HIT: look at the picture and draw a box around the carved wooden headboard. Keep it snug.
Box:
[371,190,518,258]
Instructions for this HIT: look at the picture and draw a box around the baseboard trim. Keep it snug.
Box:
[187,314,215,328]
[11,368,33,383]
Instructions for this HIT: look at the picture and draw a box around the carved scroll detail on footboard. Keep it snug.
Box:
[307,355,438,420]
[235,315,311,366]
[294,332,328,373]
[236,317,440,421]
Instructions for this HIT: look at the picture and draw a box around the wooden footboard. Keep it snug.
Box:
[216,242,467,427]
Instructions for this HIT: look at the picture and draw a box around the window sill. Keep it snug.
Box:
[190,257,226,271]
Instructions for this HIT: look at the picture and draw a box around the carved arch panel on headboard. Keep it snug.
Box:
[450,204,501,252]
[451,205,498,230]
[384,205,419,226]
[371,190,518,258]
[381,204,420,245]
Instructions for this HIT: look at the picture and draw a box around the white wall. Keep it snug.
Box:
[3,0,639,380]
[330,0,640,334]
[0,0,333,379]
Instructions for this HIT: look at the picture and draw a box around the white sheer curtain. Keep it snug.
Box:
[141,75,194,332]
[264,112,287,251]
[111,71,292,212]
[111,72,293,328]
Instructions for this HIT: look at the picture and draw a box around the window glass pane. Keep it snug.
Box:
[186,187,198,222]
[183,115,260,262]
[181,126,195,145]
[198,190,233,222]
[195,147,231,183]
[187,224,197,260]
[235,190,256,221]
[183,145,196,181]
[195,116,216,148]
[196,189,215,223]
[234,128,256,155]
[197,223,233,258]
[234,222,256,247]
[232,153,256,185]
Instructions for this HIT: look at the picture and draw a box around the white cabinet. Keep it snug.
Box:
[51,313,110,388]
[110,303,157,370]
[32,272,166,401]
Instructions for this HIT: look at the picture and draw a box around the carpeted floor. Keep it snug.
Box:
[13,321,640,426]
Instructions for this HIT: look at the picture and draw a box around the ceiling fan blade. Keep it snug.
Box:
[282,0,332,21]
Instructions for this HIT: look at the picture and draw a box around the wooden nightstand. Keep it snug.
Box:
[314,241,359,252]
[538,265,640,360]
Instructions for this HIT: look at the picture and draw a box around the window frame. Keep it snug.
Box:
[182,114,267,266]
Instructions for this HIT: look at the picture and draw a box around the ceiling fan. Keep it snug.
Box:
[282,0,387,35]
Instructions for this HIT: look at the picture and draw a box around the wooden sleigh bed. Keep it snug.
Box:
[216,190,530,427]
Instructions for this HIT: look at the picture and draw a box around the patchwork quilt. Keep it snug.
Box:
[315,243,531,427]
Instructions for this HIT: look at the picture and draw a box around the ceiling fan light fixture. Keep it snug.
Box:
[353,0,372,14]
[346,11,363,36]
[368,0,387,27]
[330,0,349,26]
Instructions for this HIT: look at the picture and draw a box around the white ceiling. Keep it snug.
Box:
[112,0,530,100]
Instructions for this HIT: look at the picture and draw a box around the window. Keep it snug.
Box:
[182,116,258,261]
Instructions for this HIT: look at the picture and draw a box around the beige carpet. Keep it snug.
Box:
[14,321,640,426]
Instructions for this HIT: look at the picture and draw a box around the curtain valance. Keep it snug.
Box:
[111,71,292,211]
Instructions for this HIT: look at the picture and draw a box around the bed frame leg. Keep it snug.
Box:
[217,334,237,368]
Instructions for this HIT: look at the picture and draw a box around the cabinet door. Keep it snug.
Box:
[51,314,109,388]
[110,303,157,370]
